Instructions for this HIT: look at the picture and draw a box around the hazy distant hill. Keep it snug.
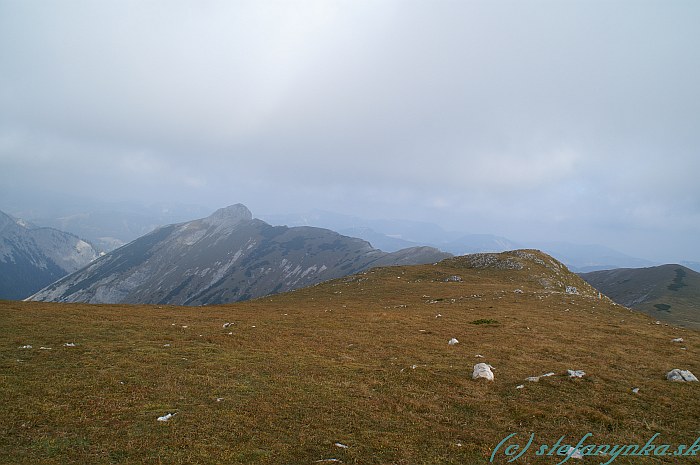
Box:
[580,264,700,329]
[262,210,520,254]
[29,204,451,305]
[0,209,99,299]
[531,241,657,272]
[681,261,700,273]
[260,210,659,270]
[27,203,211,252]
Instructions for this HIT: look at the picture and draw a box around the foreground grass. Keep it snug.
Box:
[1,252,698,464]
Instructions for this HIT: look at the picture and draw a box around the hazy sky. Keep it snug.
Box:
[1,0,699,263]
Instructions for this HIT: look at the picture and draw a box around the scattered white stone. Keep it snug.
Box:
[39,347,52,350]
[526,372,555,382]
[334,442,349,449]
[475,354,484,358]
[568,370,586,378]
[315,460,341,463]
[565,286,579,295]
[19,345,32,349]
[436,313,442,318]
[223,322,234,328]
[566,446,584,459]
[448,338,459,345]
[182,325,188,328]
[514,289,523,294]
[672,338,684,343]
[472,363,495,381]
[516,385,525,389]
[216,397,224,402]
[632,387,640,394]
[251,325,256,328]
[666,369,698,382]
[163,344,171,347]
[63,343,77,347]
[228,332,233,335]
[655,321,661,325]
[411,365,417,369]
[157,413,176,422]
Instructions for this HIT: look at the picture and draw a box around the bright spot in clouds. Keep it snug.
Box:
[0,0,698,263]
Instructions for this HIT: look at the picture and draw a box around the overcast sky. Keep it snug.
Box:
[1,0,699,263]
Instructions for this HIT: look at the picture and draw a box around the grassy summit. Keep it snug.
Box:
[1,250,698,464]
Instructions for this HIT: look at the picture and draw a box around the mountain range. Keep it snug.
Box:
[581,264,700,329]
[29,204,450,305]
[260,210,658,271]
[0,209,99,299]
[23,202,211,252]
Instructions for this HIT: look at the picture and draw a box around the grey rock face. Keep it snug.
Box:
[29,204,451,305]
[1,210,99,299]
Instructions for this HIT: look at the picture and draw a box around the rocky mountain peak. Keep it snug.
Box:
[204,204,253,227]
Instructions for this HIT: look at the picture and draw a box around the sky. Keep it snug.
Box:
[1,0,699,263]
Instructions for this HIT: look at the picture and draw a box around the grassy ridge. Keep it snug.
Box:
[580,264,700,330]
[1,252,698,464]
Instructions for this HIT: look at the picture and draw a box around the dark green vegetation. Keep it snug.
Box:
[581,264,700,330]
[469,318,499,325]
[2,251,698,464]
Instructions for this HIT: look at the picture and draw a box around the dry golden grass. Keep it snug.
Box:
[1,251,698,464]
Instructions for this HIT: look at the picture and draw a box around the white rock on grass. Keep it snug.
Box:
[671,337,684,343]
[448,337,459,345]
[666,369,698,382]
[526,372,555,382]
[334,443,349,449]
[568,370,585,378]
[63,343,77,347]
[157,413,177,422]
[566,447,584,459]
[472,363,495,381]
[223,322,234,328]
[19,345,32,349]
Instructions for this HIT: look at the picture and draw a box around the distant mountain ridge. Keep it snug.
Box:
[26,203,211,252]
[29,204,451,305]
[580,264,700,329]
[260,210,658,271]
[0,209,99,299]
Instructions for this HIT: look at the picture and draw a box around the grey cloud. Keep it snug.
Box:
[1,0,699,263]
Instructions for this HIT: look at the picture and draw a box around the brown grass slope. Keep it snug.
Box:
[1,250,698,465]
[581,264,700,330]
